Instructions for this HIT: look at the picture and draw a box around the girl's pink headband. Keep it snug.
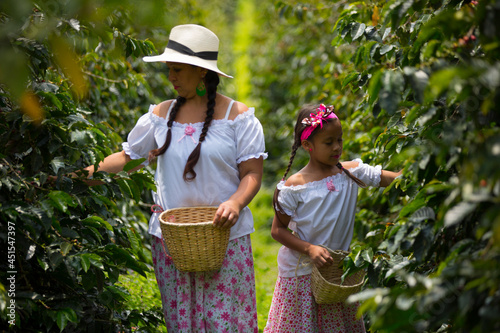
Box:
[300,104,338,141]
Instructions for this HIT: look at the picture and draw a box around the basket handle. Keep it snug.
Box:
[159,237,173,261]
[151,204,164,213]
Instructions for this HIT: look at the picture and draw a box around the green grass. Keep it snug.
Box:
[119,188,280,332]
[118,270,168,332]
[249,187,281,331]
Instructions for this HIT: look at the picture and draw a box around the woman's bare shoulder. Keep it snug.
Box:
[221,95,249,121]
[153,100,175,119]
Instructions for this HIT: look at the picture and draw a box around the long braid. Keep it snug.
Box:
[148,96,186,161]
[272,110,305,219]
[337,162,366,187]
[273,141,300,217]
[282,141,300,181]
[183,70,219,181]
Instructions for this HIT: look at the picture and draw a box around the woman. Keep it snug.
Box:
[85,24,266,332]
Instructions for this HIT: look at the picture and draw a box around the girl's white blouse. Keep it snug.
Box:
[276,159,381,277]
[122,103,267,241]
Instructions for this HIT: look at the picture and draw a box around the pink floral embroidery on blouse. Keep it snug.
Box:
[178,125,197,143]
[327,180,338,192]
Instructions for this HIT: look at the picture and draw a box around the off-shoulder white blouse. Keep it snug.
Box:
[276,159,382,277]
[122,101,268,241]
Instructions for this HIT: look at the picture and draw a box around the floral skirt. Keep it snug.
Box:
[151,234,258,333]
[264,275,365,333]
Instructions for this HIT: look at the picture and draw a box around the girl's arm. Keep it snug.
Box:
[380,169,403,187]
[213,157,264,228]
[271,211,333,268]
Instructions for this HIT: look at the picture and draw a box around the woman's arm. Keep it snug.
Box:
[271,211,333,268]
[81,103,166,178]
[213,157,263,228]
[82,150,133,177]
[380,169,403,187]
[71,151,143,185]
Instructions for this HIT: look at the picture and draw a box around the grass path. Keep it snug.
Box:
[248,188,281,331]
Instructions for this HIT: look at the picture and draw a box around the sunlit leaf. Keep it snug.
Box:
[68,18,80,31]
[409,206,435,222]
[351,22,366,41]
[444,202,477,227]
[368,70,383,105]
[80,254,91,272]
[123,158,146,172]
[380,44,395,55]
[48,190,75,213]
[400,197,426,217]
[342,72,360,88]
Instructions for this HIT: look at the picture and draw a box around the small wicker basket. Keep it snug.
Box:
[311,246,365,304]
[159,206,230,272]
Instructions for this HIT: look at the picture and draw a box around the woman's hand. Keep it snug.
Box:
[212,157,263,229]
[213,200,240,229]
[306,244,333,268]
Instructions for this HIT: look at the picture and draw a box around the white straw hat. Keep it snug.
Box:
[143,24,233,78]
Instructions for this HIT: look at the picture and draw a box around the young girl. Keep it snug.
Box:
[264,104,401,332]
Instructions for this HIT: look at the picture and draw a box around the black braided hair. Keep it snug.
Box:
[336,162,366,187]
[272,141,300,217]
[148,96,186,161]
[148,69,220,182]
[183,70,219,181]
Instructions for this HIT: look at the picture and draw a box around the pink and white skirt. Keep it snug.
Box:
[264,275,365,332]
[151,234,258,333]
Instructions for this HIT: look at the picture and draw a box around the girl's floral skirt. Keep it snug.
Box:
[151,234,258,333]
[264,275,365,333]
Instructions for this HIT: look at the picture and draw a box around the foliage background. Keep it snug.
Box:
[1,0,499,332]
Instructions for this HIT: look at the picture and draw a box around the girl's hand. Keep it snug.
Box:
[213,200,240,229]
[307,244,334,268]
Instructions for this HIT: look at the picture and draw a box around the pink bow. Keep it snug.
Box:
[300,104,338,141]
[178,125,197,143]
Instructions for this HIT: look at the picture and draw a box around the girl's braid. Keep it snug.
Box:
[281,141,300,181]
[273,140,301,218]
[336,162,366,188]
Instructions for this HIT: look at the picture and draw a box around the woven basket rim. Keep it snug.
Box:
[162,206,218,211]
[314,246,365,288]
[312,265,365,288]
[160,221,215,227]
[159,206,218,224]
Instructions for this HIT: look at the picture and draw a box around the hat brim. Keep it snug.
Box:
[143,49,233,78]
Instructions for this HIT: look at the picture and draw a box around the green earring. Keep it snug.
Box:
[196,80,206,97]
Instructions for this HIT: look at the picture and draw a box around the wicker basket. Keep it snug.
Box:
[311,247,365,304]
[159,206,230,272]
